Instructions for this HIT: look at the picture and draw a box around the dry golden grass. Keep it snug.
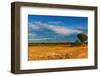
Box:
[28,43,88,60]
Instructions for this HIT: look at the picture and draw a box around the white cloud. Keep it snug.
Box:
[28,33,37,37]
[32,24,41,30]
[29,22,42,30]
[29,38,43,41]
[47,25,82,35]
[29,37,54,41]
[29,21,83,36]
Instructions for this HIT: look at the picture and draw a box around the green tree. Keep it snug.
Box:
[77,33,87,43]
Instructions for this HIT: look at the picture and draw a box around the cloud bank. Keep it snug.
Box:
[29,21,83,36]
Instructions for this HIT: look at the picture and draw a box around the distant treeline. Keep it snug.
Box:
[28,42,87,46]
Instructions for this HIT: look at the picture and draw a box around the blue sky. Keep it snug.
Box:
[28,15,88,43]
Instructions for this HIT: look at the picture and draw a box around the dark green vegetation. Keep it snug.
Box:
[77,33,87,43]
[73,33,88,46]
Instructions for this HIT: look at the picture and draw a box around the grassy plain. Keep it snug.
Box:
[28,43,88,60]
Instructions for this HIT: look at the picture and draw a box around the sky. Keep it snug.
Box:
[28,15,88,43]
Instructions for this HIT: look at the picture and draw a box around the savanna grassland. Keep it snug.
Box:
[28,43,88,60]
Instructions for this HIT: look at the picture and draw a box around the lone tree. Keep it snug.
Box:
[77,33,87,43]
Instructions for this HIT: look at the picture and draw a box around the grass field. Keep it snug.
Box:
[28,43,88,60]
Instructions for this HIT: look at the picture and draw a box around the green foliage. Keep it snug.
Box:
[77,33,87,43]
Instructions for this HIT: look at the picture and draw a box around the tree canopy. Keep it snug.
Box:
[77,33,87,43]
